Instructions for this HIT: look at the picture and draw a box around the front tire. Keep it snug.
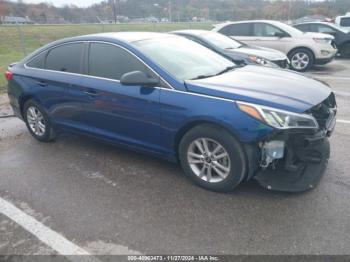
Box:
[288,48,314,72]
[23,100,56,142]
[179,124,247,192]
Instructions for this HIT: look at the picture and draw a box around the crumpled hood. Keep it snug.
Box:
[299,32,334,40]
[185,65,331,113]
[233,45,287,61]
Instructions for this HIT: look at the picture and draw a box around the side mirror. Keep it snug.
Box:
[120,71,159,87]
[274,32,287,38]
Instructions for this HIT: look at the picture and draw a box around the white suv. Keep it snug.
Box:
[213,20,337,72]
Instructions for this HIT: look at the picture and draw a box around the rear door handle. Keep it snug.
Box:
[36,81,48,87]
[84,90,99,97]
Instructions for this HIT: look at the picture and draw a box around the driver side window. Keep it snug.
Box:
[253,23,284,37]
[88,43,150,81]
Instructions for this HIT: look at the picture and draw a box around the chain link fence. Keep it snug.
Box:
[0,22,212,93]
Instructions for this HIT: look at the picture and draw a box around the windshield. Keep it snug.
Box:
[135,36,235,81]
[201,32,242,50]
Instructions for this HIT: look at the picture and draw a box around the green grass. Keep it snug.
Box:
[0,23,212,93]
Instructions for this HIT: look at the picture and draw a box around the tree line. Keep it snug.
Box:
[0,0,349,24]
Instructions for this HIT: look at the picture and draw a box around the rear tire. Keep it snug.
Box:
[179,124,247,192]
[23,99,56,142]
[288,48,314,72]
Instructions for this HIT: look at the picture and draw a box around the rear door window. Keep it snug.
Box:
[219,23,252,36]
[88,43,148,81]
[45,43,84,74]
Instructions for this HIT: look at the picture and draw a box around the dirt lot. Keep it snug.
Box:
[0,59,350,258]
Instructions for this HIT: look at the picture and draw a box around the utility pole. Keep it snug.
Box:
[112,0,117,24]
[116,0,120,21]
[168,0,172,22]
[288,0,292,21]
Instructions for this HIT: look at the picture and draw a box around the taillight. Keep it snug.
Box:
[4,71,12,81]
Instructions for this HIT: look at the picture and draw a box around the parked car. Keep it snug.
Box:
[6,32,337,192]
[335,13,350,29]
[213,20,337,72]
[294,22,350,57]
[172,30,290,68]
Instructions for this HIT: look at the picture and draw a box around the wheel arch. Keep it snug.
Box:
[287,46,315,60]
[174,119,242,161]
[19,94,35,118]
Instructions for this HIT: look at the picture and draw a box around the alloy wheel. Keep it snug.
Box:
[26,106,46,136]
[187,138,231,183]
[291,52,310,70]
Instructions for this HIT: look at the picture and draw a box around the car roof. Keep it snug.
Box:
[216,20,283,25]
[22,32,180,64]
[213,20,286,31]
[70,32,175,43]
[294,22,333,25]
[172,30,212,36]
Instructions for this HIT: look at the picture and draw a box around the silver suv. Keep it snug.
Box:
[213,20,337,72]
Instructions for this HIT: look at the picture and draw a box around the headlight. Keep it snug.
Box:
[313,38,332,44]
[237,102,319,130]
[249,56,278,68]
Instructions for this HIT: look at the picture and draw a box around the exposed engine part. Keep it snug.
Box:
[260,140,285,169]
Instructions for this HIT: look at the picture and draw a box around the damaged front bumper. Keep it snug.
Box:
[254,132,331,192]
[251,95,337,192]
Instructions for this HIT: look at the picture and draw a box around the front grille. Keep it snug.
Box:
[273,59,289,69]
[307,93,337,130]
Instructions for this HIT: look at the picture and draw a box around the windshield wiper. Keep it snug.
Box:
[190,66,237,80]
[190,74,216,80]
[215,65,237,76]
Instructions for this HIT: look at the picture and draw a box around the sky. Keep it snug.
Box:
[20,0,326,8]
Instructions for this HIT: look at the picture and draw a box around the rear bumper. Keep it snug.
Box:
[8,93,23,120]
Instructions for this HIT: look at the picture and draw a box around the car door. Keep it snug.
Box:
[250,23,290,53]
[78,42,162,153]
[25,42,86,129]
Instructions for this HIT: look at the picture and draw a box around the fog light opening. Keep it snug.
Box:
[260,140,285,169]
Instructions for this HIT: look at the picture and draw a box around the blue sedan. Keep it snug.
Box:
[5,32,337,192]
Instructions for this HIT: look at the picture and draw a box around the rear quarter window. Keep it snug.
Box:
[26,51,47,69]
